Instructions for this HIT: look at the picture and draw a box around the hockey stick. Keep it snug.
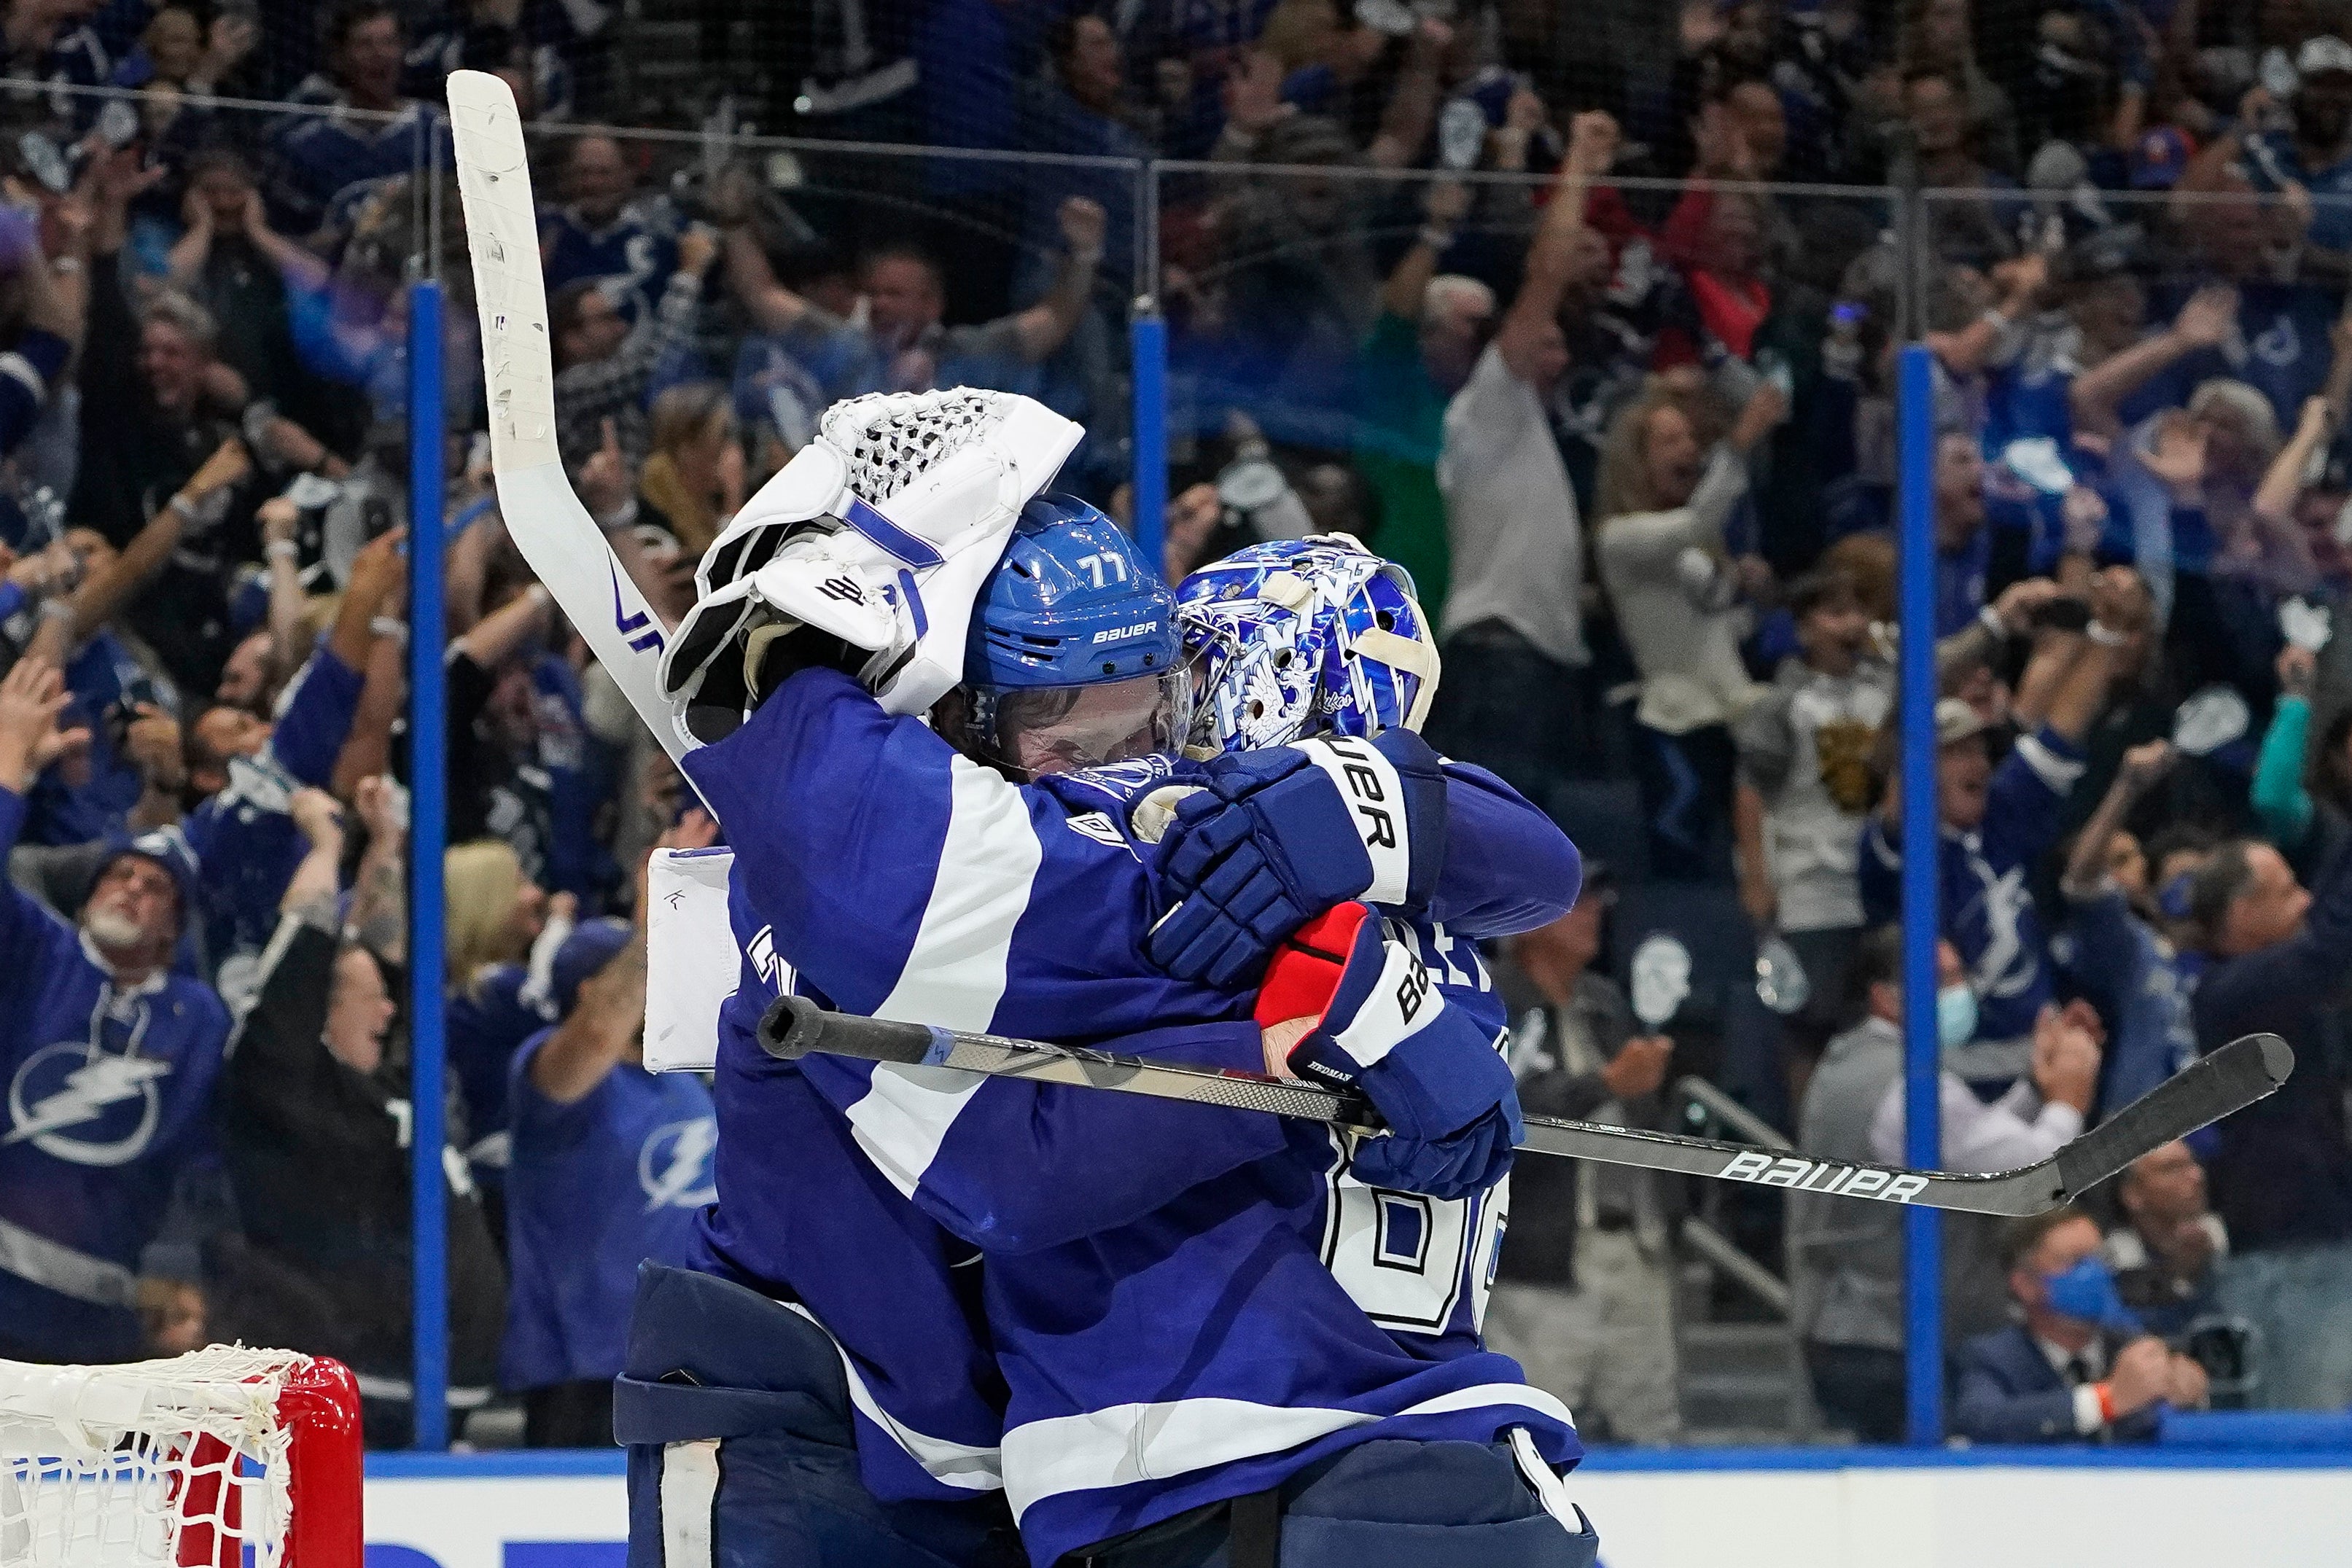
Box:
[447,70,698,770]
[755,995,2291,1217]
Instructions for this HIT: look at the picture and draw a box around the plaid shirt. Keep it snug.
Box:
[553,269,706,476]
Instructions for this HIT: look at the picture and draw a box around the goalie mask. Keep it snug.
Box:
[930,495,1191,779]
[659,389,1084,746]
[1175,534,1439,754]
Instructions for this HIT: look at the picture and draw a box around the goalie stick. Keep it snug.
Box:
[756,995,2291,1217]
[448,70,699,770]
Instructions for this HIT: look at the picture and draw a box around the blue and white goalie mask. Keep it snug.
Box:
[1175,534,1440,754]
[932,495,1191,779]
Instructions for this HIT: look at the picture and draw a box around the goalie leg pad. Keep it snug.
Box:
[1072,1437,1597,1568]
[618,1264,1022,1568]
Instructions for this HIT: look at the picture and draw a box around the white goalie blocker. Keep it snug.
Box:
[659,389,1084,746]
[644,847,747,1073]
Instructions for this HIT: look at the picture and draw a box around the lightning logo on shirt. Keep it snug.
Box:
[638,1116,718,1212]
[6,1045,171,1166]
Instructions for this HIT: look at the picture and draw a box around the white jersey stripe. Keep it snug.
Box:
[1000,1381,1576,1520]
[844,1064,986,1200]
[779,1300,1005,1491]
[874,754,1042,1032]
[846,754,1043,1194]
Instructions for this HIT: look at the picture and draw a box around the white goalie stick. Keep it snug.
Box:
[757,995,2292,1217]
[447,70,697,768]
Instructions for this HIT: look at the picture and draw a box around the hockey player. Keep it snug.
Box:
[846,536,1597,1566]
[620,394,1580,1568]
[632,469,1588,1562]
[0,657,224,1364]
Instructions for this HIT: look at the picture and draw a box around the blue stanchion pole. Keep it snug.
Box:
[1130,311,1167,572]
[407,278,450,1451]
[1896,343,1944,1446]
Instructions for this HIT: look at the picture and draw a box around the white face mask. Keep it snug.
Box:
[1936,983,1979,1051]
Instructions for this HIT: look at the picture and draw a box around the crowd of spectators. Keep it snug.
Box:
[2,0,2352,1454]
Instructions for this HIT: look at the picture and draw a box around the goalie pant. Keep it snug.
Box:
[663,670,1586,1567]
[617,1261,1025,1568]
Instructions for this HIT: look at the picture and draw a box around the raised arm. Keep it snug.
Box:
[528,918,647,1106]
[280,788,345,924]
[1925,253,2046,380]
[0,659,88,967]
[166,189,217,289]
[719,222,818,336]
[331,629,406,801]
[1363,16,1449,170]
[2254,397,2334,522]
[453,580,553,671]
[343,776,405,963]
[1498,112,1616,368]
[2062,740,2176,900]
[2071,284,2235,440]
[235,187,330,295]
[39,437,252,660]
[327,526,407,674]
[1009,198,1106,364]
[2251,645,2317,849]
[1377,180,1469,321]
[257,497,309,673]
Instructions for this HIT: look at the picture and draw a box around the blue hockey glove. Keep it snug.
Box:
[1255,902,1519,1201]
[1144,731,1448,988]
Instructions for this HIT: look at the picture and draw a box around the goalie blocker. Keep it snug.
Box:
[756,997,2291,1218]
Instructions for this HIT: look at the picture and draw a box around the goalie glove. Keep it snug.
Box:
[1255,902,1519,1201]
[1142,731,1448,987]
[660,389,1083,744]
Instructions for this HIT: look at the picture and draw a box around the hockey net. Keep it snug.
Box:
[0,1346,362,1568]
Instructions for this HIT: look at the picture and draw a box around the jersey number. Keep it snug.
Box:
[1073,551,1131,589]
[1320,1155,1509,1335]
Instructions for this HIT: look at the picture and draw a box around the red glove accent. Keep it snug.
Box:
[1252,902,1376,1031]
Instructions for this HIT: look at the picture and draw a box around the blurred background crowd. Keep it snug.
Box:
[2,0,2351,1451]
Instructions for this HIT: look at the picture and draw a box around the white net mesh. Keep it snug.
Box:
[821,389,1008,504]
[0,1346,311,1568]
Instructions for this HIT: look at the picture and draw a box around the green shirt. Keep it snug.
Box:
[1355,313,1451,615]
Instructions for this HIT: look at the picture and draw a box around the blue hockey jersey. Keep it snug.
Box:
[183,647,365,975]
[679,670,1583,1549]
[446,962,545,1178]
[499,1028,714,1392]
[540,206,678,326]
[0,787,230,1360]
[1860,725,2085,1050]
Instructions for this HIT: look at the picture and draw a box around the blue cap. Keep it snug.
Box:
[551,917,633,1016]
[965,494,1180,690]
[92,825,201,932]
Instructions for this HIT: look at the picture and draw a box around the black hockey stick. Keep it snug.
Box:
[755,996,2291,1217]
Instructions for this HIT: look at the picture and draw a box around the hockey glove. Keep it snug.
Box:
[1255,902,1519,1201]
[1144,731,1447,988]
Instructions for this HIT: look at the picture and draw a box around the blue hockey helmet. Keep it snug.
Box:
[935,494,1191,778]
[1175,534,1440,754]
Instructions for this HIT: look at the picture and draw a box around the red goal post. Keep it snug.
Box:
[0,1346,362,1567]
